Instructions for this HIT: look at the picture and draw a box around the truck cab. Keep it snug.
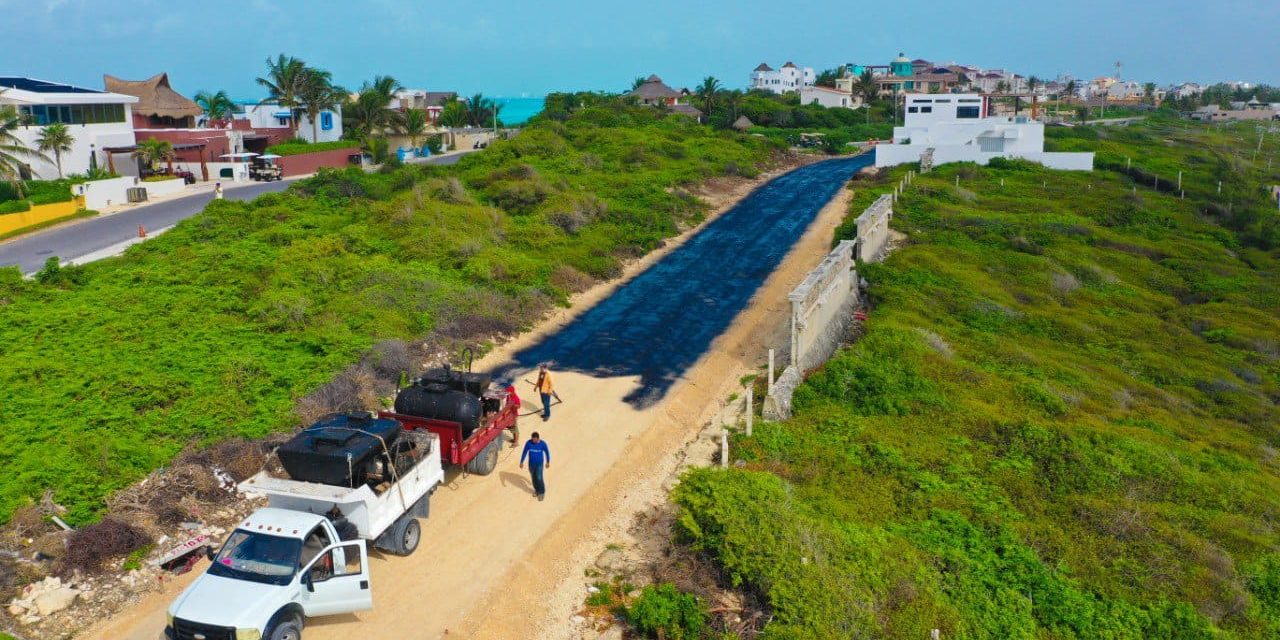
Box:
[165,508,372,640]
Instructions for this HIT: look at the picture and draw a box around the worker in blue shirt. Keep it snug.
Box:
[519,432,551,501]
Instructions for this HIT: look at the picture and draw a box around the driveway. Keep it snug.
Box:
[0,151,472,274]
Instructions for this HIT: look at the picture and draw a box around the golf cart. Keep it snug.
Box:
[249,154,283,182]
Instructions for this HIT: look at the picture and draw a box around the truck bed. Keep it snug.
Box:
[380,398,517,466]
[240,432,443,540]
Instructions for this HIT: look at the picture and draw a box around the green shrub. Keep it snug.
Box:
[122,543,155,571]
[265,140,360,156]
[626,583,706,640]
[0,199,31,214]
[142,175,181,183]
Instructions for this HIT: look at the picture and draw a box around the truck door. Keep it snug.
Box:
[298,540,373,617]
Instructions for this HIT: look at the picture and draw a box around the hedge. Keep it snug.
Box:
[0,200,32,215]
[264,140,360,157]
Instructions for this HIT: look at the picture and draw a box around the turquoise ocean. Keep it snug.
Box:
[495,97,545,126]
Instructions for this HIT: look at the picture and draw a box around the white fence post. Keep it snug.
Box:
[720,429,729,469]
[745,387,753,436]
[768,349,775,395]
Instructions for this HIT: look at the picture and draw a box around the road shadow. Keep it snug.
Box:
[499,470,533,495]
[493,155,872,410]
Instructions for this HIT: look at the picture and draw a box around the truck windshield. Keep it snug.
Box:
[206,530,302,586]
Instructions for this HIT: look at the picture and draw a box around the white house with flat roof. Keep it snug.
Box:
[799,85,861,109]
[0,76,138,178]
[875,94,1093,170]
[233,102,342,143]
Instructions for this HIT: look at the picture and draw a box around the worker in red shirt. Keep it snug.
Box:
[505,381,521,448]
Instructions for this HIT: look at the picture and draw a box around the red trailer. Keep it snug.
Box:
[379,388,518,476]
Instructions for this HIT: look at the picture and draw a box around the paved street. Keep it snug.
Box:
[0,152,469,273]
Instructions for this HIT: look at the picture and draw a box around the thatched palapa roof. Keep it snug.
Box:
[104,73,202,119]
[732,115,754,131]
[628,75,682,100]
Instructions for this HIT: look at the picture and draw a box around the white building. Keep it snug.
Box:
[0,77,138,179]
[875,94,1093,171]
[751,62,815,94]
[799,85,860,109]
[234,102,342,143]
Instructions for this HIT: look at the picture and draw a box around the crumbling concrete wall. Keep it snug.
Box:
[765,192,898,421]
[764,240,859,421]
[854,194,893,262]
[788,240,858,371]
[762,365,802,421]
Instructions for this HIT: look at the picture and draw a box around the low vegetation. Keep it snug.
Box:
[674,121,1280,638]
[0,103,777,525]
[264,139,360,156]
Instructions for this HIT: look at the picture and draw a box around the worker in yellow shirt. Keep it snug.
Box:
[531,363,554,422]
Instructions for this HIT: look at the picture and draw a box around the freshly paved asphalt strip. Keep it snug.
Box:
[501,153,874,407]
[0,152,470,274]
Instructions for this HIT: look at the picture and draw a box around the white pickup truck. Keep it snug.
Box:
[164,430,444,640]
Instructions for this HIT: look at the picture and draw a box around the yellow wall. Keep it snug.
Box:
[0,200,83,236]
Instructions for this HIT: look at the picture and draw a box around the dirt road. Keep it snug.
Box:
[80,154,871,640]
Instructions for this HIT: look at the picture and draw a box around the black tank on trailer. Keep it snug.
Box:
[277,413,402,487]
[394,383,484,438]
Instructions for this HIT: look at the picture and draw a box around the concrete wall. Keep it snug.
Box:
[175,161,247,182]
[788,240,859,371]
[854,194,893,262]
[9,121,135,180]
[143,177,186,198]
[74,176,140,209]
[277,147,361,177]
[876,143,1094,171]
[0,200,81,236]
[765,191,902,420]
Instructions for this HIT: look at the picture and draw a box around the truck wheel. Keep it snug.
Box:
[267,615,302,640]
[465,439,499,476]
[393,517,421,556]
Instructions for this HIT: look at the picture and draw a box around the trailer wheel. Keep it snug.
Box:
[465,439,500,476]
[266,614,302,640]
[392,517,421,556]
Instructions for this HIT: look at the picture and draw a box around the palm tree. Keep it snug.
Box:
[1143,82,1157,105]
[1064,79,1078,101]
[36,123,74,178]
[464,93,501,128]
[297,69,343,143]
[695,76,721,114]
[342,85,404,141]
[256,54,309,138]
[723,90,745,123]
[193,89,235,124]
[631,77,646,91]
[438,101,469,128]
[402,109,428,148]
[1,101,49,196]
[132,137,174,174]
[366,75,402,102]
[854,69,878,123]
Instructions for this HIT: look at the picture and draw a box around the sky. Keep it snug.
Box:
[2,0,1277,99]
